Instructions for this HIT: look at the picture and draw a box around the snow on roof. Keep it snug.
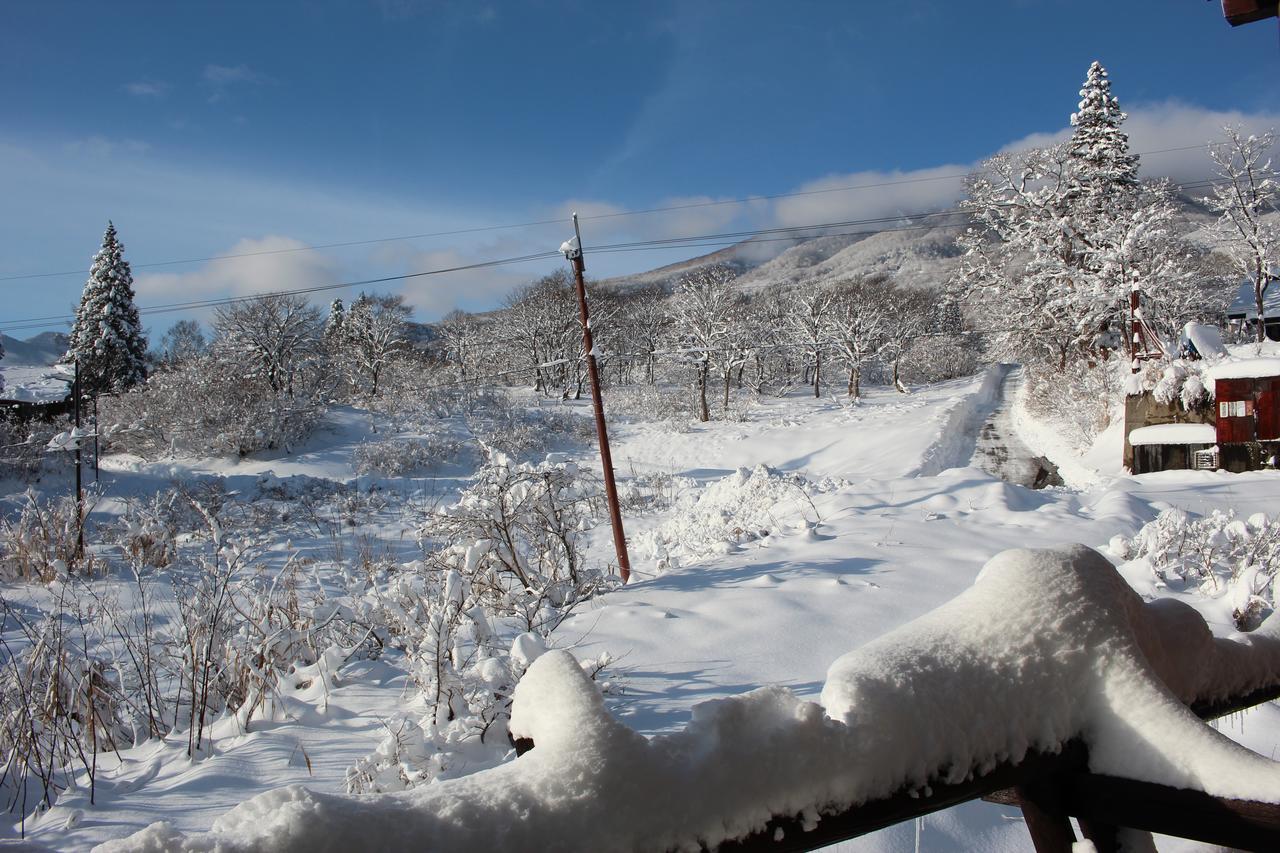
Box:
[1206,357,1280,381]
[1226,280,1280,320]
[100,546,1280,852]
[1181,322,1227,361]
[0,365,71,404]
[1128,423,1217,446]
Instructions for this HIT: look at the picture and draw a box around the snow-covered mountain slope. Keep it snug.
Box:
[0,331,68,367]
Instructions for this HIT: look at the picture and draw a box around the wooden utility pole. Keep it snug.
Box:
[73,360,84,561]
[563,214,632,583]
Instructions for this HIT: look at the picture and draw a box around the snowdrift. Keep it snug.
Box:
[97,546,1280,853]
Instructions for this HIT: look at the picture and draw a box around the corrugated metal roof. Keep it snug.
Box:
[1227,279,1280,320]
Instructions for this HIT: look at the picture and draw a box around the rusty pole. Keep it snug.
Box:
[564,214,632,583]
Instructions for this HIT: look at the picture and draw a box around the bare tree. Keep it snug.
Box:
[1205,126,1279,343]
[827,276,893,398]
[343,292,412,396]
[212,294,323,397]
[881,285,931,393]
[436,309,484,382]
[158,319,207,367]
[785,285,837,398]
[669,266,743,422]
[502,271,577,395]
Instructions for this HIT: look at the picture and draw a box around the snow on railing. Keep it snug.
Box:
[98,546,1280,853]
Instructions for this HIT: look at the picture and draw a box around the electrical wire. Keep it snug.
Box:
[0,142,1232,283]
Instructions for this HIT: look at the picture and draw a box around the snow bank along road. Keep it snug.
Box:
[10,369,1280,851]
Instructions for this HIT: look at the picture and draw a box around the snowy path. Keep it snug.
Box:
[968,366,1062,489]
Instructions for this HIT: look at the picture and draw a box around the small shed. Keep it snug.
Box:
[1128,423,1218,474]
[1208,358,1280,472]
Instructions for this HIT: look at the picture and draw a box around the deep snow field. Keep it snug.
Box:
[3,366,1279,852]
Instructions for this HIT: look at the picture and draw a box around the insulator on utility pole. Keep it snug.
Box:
[562,214,632,584]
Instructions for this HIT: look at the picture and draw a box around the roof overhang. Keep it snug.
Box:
[1222,0,1279,26]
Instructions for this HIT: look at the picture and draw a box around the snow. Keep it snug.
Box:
[1181,322,1227,361]
[1206,357,1280,381]
[1127,423,1216,446]
[97,546,1280,851]
[7,372,1280,852]
[0,365,71,404]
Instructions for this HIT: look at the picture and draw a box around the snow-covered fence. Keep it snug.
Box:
[98,545,1280,852]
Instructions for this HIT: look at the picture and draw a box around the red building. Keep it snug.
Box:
[1210,359,1280,471]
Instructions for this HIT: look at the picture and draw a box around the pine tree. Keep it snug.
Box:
[324,298,346,346]
[1067,61,1140,212]
[64,222,148,395]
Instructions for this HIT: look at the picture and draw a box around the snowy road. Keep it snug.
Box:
[968,365,1062,489]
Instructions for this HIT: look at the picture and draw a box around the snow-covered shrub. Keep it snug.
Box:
[0,416,56,481]
[1118,508,1280,629]
[109,493,181,568]
[617,468,698,513]
[465,398,596,461]
[637,465,825,571]
[0,489,98,581]
[605,385,698,427]
[100,352,326,459]
[420,453,614,623]
[341,454,617,792]
[899,335,981,384]
[1142,359,1213,412]
[0,587,127,825]
[353,434,467,477]
[1023,359,1124,450]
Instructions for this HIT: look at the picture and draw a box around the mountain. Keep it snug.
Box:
[600,195,1225,298]
[1,331,69,366]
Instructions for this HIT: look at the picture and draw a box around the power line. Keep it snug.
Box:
[0,143,1223,284]
[0,211,977,331]
[0,251,562,333]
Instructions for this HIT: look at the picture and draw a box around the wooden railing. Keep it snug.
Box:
[712,684,1280,852]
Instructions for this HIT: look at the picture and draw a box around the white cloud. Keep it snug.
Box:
[999,101,1280,185]
[124,80,169,97]
[202,64,272,103]
[771,165,971,233]
[135,236,342,303]
[202,64,268,86]
[397,247,555,320]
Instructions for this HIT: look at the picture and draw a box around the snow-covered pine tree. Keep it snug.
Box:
[324,298,346,346]
[64,222,148,395]
[1067,61,1139,215]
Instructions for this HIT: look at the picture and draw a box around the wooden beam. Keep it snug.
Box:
[1060,772,1280,851]
[710,683,1280,851]
[713,743,1088,853]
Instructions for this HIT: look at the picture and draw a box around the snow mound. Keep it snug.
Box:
[98,546,1280,853]
[635,464,825,571]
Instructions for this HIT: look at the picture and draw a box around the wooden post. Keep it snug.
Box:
[563,214,632,584]
[73,359,84,562]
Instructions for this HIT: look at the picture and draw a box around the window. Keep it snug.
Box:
[1219,400,1254,418]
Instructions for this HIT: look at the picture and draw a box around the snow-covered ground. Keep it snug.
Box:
[3,368,1279,851]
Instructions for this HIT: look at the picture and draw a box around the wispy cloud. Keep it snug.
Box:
[136,236,342,303]
[202,64,272,102]
[124,80,169,98]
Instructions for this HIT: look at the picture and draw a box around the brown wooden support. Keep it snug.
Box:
[1014,779,1077,853]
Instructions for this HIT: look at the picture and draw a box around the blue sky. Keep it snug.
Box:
[2,1,1277,337]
